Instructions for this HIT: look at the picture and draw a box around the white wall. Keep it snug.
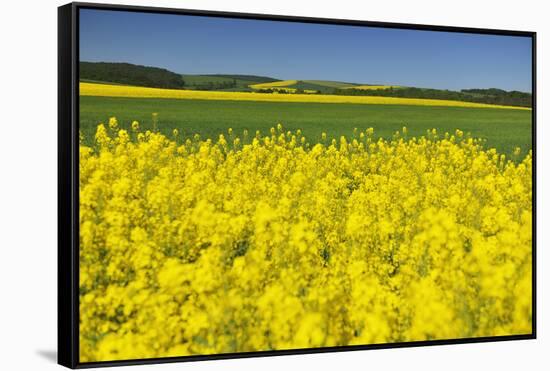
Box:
[0,0,546,369]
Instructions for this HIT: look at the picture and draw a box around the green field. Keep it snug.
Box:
[181,75,261,90]
[303,80,359,89]
[80,96,532,156]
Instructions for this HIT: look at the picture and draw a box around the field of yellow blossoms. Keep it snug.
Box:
[79,119,532,362]
[80,82,531,110]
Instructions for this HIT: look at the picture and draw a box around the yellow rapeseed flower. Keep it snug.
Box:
[79,121,532,362]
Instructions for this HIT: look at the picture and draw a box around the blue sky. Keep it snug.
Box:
[80,9,532,92]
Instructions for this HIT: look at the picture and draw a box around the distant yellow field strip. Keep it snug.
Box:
[347,85,401,90]
[249,80,297,89]
[249,81,317,94]
[80,83,530,110]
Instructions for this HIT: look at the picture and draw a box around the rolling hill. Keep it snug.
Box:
[181,74,279,91]
[346,85,403,90]
[80,62,281,91]
[79,62,531,107]
[334,86,532,107]
[80,62,185,89]
[302,80,358,89]
[249,80,358,93]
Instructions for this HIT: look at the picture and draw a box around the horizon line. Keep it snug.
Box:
[79,60,533,94]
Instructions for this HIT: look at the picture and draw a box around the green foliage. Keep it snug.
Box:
[334,86,532,108]
[255,80,337,93]
[290,81,328,93]
[181,77,237,90]
[80,62,185,89]
[182,74,279,91]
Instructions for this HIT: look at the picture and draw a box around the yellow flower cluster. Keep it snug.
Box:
[79,122,532,362]
[80,82,531,110]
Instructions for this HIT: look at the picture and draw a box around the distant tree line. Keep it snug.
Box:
[333,87,532,107]
[256,88,292,94]
[255,88,321,94]
[188,80,237,90]
[80,62,185,89]
[207,74,279,83]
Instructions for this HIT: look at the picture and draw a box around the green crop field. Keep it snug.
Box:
[181,74,279,91]
[79,96,532,156]
[181,74,235,85]
[303,80,359,89]
[250,80,358,93]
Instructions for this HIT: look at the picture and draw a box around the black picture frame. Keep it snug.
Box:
[58,2,537,368]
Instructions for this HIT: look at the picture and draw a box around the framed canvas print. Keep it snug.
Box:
[58,2,536,368]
